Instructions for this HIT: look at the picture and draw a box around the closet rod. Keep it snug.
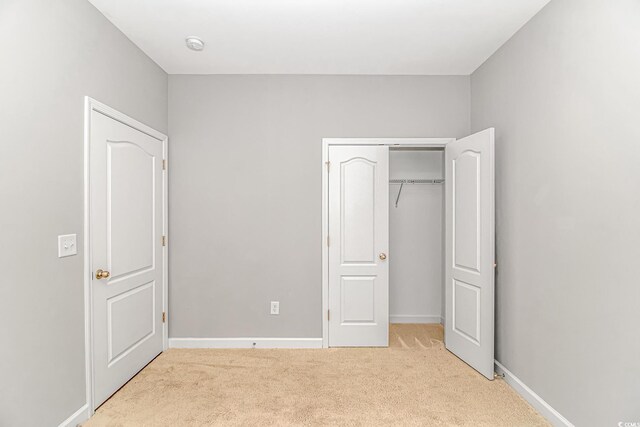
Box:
[389,179,444,185]
[392,179,444,208]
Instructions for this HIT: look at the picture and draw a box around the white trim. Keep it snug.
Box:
[57,404,89,427]
[82,97,94,418]
[495,361,574,427]
[321,138,454,348]
[321,141,329,348]
[169,338,323,349]
[162,113,169,353]
[390,314,442,324]
[323,138,454,146]
[83,97,169,416]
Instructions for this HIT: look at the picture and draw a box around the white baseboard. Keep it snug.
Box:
[58,403,89,427]
[390,314,442,324]
[494,361,573,427]
[169,337,323,349]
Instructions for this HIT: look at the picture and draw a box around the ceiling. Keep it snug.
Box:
[88,0,550,75]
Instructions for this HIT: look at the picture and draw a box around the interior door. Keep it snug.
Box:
[328,145,389,347]
[90,109,165,407]
[445,128,495,379]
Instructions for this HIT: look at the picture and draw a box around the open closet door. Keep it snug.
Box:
[328,145,389,347]
[445,128,495,379]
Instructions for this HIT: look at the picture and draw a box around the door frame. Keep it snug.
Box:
[83,97,168,415]
[321,138,454,348]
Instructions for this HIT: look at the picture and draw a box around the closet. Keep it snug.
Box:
[322,129,496,379]
[389,148,444,326]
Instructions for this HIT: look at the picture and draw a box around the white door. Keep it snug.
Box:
[328,145,389,347]
[445,128,495,379]
[90,109,165,407]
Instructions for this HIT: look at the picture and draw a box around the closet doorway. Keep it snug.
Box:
[321,130,495,379]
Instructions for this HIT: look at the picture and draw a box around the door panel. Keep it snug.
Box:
[341,158,376,263]
[329,146,389,347]
[91,110,164,408]
[108,142,155,278]
[341,276,376,323]
[107,281,155,363]
[445,128,495,379]
[453,151,481,272]
[453,279,480,344]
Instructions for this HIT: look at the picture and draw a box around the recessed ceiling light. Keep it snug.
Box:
[185,37,205,52]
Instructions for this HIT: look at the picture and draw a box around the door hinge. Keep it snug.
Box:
[327,235,330,246]
[162,159,167,170]
[325,161,330,172]
[162,311,166,323]
[327,310,330,321]
[162,235,167,246]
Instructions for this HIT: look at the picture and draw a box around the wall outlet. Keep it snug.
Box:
[58,234,77,258]
[270,301,280,315]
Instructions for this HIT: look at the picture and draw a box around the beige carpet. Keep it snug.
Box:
[85,324,548,426]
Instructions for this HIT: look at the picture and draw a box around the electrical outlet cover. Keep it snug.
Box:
[270,301,280,315]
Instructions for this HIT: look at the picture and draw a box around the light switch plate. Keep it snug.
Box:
[58,234,77,258]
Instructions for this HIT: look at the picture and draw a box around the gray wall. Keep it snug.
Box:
[471,0,640,425]
[0,0,167,425]
[168,75,469,338]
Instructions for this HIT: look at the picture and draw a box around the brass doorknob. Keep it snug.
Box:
[379,253,387,261]
[95,269,110,280]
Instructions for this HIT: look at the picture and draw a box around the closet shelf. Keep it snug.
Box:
[389,179,444,184]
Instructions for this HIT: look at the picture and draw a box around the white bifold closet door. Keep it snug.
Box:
[328,145,389,347]
[445,128,495,380]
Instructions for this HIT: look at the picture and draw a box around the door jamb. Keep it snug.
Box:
[321,138,454,348]
[83,97,169,415]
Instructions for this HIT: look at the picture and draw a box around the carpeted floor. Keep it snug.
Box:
[84,324,548,426]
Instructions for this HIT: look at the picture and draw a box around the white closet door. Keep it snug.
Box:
[445,128,495,379]
[328,145,389,347]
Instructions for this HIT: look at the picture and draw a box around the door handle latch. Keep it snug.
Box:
[95,269,111,280]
